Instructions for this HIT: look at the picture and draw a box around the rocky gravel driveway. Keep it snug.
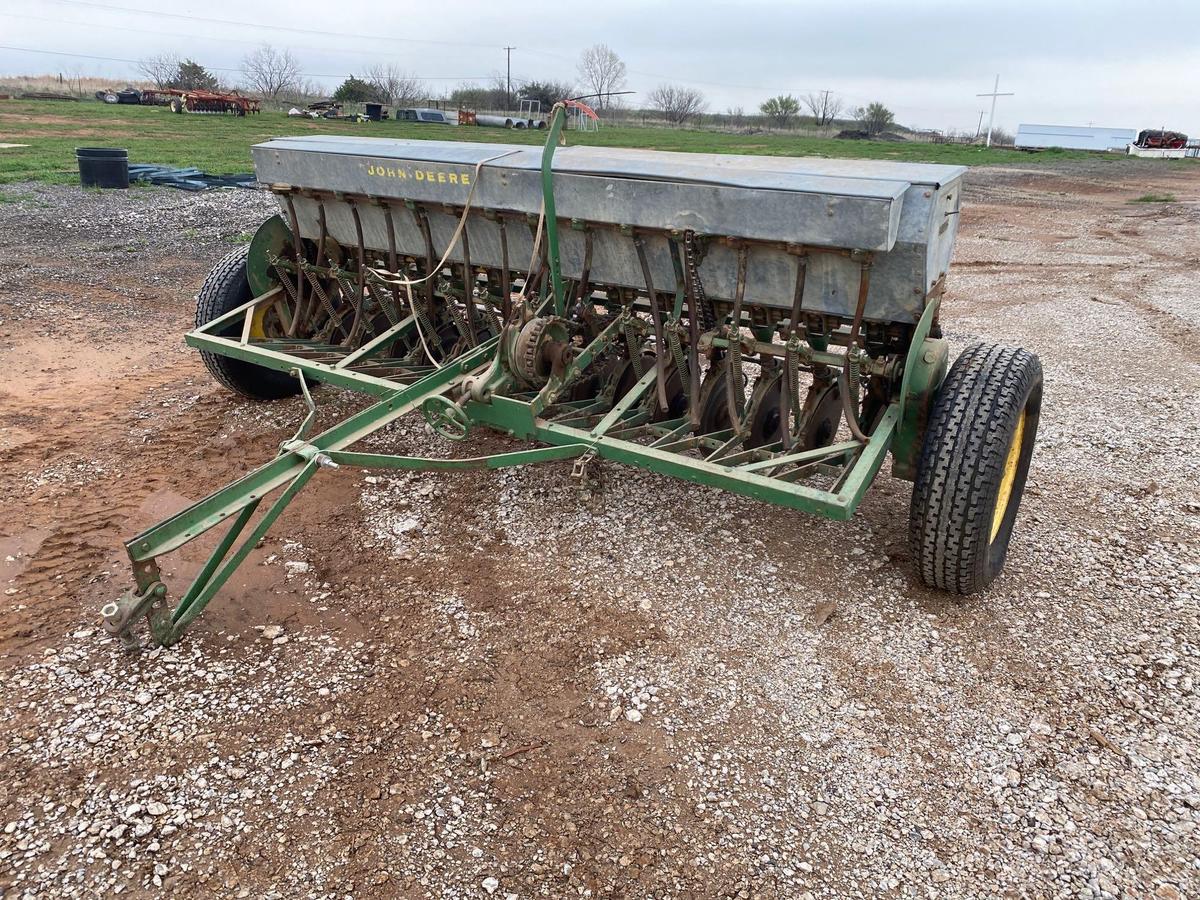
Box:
[1,161,1198,898]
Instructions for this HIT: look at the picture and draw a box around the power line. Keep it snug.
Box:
[28,0,873,103]
[1,10,385,54]
[0,45,491,80]
[521,46,871,103]
[41,0,502,51]
[14,0,875,106]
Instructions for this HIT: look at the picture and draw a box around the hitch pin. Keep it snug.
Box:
[279,438,339,469]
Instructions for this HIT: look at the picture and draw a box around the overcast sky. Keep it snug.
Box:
[3,0,1198,133]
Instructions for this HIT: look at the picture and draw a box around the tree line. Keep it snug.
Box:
[135,42,898,136]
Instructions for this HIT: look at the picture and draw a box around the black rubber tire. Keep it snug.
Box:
[909,342,1042,594]
[195,245,301,401]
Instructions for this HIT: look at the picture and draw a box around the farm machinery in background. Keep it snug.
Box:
[93,86,259,114]
[102,100,1043,650]
[1133,129,1188,151]
[141,88,261,116]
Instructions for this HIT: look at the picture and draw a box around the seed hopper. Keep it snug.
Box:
[102,102,1043,649]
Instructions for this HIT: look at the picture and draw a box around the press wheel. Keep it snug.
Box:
[746,369,842,450]
[613,352,686,421]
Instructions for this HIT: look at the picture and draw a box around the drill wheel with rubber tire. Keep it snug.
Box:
[194,245,303,401]
[909,342,1042,594]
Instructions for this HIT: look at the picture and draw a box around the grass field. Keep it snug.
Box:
[0,98,1137,185]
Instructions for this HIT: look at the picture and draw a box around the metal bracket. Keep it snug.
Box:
[422,394,471,441]
[100,581,170,651]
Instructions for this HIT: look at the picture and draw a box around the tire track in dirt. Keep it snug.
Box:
[0,355,298,659]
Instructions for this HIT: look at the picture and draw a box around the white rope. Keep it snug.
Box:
[404,280,446,369]
[366,148,525,368]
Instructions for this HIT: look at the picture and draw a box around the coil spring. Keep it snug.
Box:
[667,325,689,400]
[375,276,401,328]
[624,319,644,378]
[726,332,745,421]
[847,346,862,406]
[786,343,801,434]
[412,291,439,350]
[272,262,299,305]
[317,273,351,323]
[478,287,503,335]
[439,277,475,346]
[381,293,400,328]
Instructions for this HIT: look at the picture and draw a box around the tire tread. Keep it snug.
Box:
[195,245,299,401]
[910,341,1041,593]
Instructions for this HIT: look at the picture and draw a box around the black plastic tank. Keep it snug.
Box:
[76,147,129,189]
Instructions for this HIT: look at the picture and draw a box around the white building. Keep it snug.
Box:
[1015,124,1137,151]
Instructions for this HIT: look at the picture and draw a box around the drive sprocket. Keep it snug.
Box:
[513,316,570,386]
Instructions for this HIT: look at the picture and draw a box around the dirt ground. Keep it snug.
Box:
[0,160,1198,899]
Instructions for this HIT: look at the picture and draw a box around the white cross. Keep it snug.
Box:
[977,75,1014,148]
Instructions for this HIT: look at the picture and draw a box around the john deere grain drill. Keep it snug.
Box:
[103,101,1042,649]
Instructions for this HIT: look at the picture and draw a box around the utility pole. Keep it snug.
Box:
[976,74,1014,148]
[975,110,986,139]
[504,46,515,112]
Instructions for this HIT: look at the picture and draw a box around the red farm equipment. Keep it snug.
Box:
[142,88,261,116]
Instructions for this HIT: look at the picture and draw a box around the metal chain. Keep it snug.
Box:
[683,230,716,332]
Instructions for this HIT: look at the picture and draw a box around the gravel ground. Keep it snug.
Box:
[1,160,1198,898]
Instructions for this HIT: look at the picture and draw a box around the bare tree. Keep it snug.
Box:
[296,78,324,100]
[803,90,843,127]
[363,64,425,105]
[726,105,746,128]
[648,84,707,125]
[577,43,626,110]
[241,44,301,100]
[138,53,180,90]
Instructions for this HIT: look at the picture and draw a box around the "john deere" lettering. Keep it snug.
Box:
[364,163,471,185]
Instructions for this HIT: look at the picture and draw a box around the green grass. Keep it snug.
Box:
[1130,192,1177,203]
[0,98,1152,185]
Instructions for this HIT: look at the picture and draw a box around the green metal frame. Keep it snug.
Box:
[103,101,946,649]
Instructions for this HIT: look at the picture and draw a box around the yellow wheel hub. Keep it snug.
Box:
[990,409,1027,543]
[249,303,270,340]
